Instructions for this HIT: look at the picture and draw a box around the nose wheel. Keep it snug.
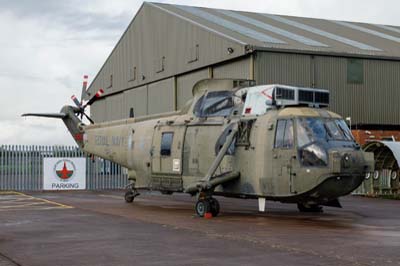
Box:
[195,198,220,217]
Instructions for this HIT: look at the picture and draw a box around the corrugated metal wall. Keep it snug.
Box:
[90,99,106,123]
[314,55,400,125]
[86,2,400,126]
[87,3,245,100]
[147,78,175,114]
[213,56,251,79]
[106,93,125,121]
[255,52,312,87]
[256,51,400,125]
[0,145,128,191]
[123,85,148,118]
[91,77,177,121]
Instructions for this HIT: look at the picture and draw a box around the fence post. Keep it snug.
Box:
[0,145,3,190]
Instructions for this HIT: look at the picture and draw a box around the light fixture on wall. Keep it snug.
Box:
[227,47,234,54]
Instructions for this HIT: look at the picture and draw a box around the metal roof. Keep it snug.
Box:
[151,2,400,59]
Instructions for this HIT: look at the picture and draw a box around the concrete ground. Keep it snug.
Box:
[0,191,399,266]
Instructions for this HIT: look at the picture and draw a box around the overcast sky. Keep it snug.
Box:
[2,0,400,146]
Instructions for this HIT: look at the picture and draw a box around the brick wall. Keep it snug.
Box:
[352,130,400,145]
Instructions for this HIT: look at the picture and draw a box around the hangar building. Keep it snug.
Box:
[85,2,400,143]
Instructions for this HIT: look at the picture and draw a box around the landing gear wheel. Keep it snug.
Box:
[195,200,211,217]
[209,198,220,217]
[124,191,135,203]
[297,203,323,213]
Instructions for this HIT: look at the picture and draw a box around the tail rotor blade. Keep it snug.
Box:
[83,112,94,124]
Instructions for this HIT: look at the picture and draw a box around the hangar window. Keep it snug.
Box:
[161,132,174,156]
[129,108,134,118]
[275,119,294,149]
[347,58,364,84]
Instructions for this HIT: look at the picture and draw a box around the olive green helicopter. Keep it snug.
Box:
[23,78,374,217]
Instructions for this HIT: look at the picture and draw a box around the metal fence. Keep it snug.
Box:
[0,145,128,191]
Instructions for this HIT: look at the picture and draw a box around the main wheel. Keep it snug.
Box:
[210,198,220,217]
[297,203,323,213]
[195,200,211,217]
[124,191,135,203]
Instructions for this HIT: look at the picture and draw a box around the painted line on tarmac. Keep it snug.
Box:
[13,191,73,208]
[0,191,22,195]
[0,191,73,211]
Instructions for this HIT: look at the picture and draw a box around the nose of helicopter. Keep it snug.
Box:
[313,150,374,199]
[329,149,373,175]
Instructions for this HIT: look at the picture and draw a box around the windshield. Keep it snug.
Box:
[297,117,353,147]
[295,117,355,167]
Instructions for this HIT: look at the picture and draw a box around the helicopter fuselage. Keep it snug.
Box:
[82,105,372,206]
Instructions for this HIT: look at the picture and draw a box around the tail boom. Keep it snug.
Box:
[22,105,86,148]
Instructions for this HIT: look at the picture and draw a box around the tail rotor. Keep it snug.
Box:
[70,75,103,124]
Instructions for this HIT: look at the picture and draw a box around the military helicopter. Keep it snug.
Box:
[23,77,374,217]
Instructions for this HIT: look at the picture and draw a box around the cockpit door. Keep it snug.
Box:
[272,119,297,196]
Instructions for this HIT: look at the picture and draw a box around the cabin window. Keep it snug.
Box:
[129,108,134,118]
[194,91,234,117]
[161,132,174,156]
[274,119,294,149]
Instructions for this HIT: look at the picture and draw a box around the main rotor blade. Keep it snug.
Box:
[80,75,89,103]
[71,95,82,108]
[22,113,67,119]
[84,88,104,108]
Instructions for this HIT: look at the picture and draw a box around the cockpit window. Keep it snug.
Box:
[336,120,353,141]
[194,91,234,117]
[296,117,355,167]
[297,118,354,148]
[325,121,342,140]
[275,119,294,149]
